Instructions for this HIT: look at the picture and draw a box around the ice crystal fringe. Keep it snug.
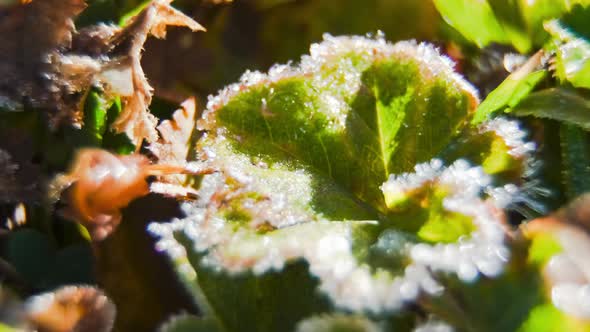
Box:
[482,117,535,158]
[200,34,479,133]
[383,160,510,283]
[482,117,550,216]
[151,160,519,313]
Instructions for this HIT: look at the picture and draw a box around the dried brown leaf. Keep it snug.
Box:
[107,0,205,146]
[150,98,196,172]
[0,0,204,145]
[147,97,218,197]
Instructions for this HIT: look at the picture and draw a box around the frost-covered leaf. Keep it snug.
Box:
[198,35,479,209]
[151,35,536,332]
[0,285,115,332]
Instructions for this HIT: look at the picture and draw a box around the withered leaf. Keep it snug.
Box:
[0,0,86,121]
[0,0,204,146]
[106,1,205,145]
[148,97,202,197]
[25,285,116,332]
[52,147,213,241]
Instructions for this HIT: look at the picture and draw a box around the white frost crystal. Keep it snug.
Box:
[482,117,535,158]
[383,159,510,282]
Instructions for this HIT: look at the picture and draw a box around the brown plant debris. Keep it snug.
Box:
[0,0,204,145]
[149,97,209,197]
[106,1,205,145]
[0,148,41,204]
[50,148,214,241]
[25,285,116,332]
[0,0,86,115]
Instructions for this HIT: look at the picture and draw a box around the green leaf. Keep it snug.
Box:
[2,229,94,290]
[434,0,584,52]
[472,68,546,125]
[511,88,590,129]
[433,0,508,48]
[118,0,151,26]
[77,0,151,27]
[518,304,590,332]
[488,0,568,53]
[424,245,545,332]
[79,91,135,153]
[527,233,562,267]
[102,97,136,154]
[416,189,476,243]
[3,229,54,287]
[561,3,590,40]
[82,89,109,146]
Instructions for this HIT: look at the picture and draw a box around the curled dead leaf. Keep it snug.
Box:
[94,0,205,146]
[51,148,214,241]
[25,285,115,332]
